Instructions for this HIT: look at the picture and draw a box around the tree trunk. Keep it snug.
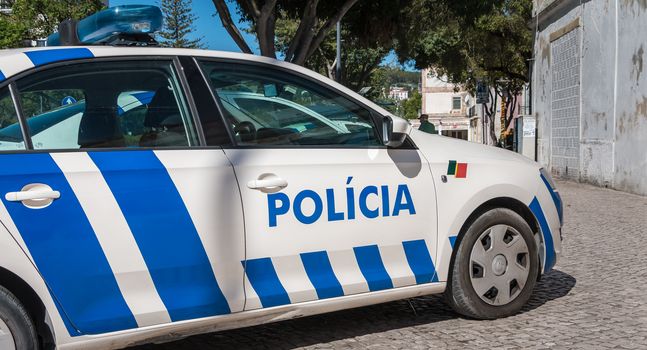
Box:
[302,0,360,63]
[213,0,360,67]
[255,0,278,58]
[285,0,319,63]
[212,0,253,54]
[488,88,499,145]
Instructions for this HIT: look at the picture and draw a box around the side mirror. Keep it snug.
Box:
[382,115,411,148]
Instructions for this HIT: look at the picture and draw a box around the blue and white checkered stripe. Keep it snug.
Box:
[242,239,438,309]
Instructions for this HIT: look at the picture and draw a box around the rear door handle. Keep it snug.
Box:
[247,176,288,190]
[5,190,60,202]
[5,184,60,205]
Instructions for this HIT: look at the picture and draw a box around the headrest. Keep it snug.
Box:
[77,107,124,148]
[144,87,180,128]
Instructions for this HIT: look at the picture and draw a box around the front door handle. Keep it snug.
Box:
[247,176,288,190]
[5,184,60,208]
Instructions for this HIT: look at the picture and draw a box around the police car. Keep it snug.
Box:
[0,5,562,350]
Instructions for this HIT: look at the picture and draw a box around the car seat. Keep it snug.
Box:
[139,87,188,147]
[77,106,126,148]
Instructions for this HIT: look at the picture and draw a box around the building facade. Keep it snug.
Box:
[532,0,647,195]
[421,69,479,141]
[388,87,409,101]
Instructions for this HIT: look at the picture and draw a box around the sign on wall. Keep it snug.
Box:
[476,81,489,104]
[523,116,536,137]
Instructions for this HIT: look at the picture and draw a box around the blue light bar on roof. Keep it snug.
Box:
[47,5,163,46]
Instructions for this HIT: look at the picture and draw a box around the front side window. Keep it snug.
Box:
[199,61,381,147]
[16,60,197,150]
[0,88,25,151]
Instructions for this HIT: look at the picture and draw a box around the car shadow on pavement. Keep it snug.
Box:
[132,270,575,350]
[522,269,576,313]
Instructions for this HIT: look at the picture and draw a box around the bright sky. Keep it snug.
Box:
[110,0,413,70]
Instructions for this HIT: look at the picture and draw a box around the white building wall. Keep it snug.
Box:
[423,93,454,115]
[533,0,647,195]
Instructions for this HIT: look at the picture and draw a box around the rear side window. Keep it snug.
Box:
[16,60,198,150]
[0,88,25,151]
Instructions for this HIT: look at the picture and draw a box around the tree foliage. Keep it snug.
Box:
[274,15,389,91]
[396,0,532,144]
[211,0,403,66]
[158,0,204,48]
[402,89,421,119]
[366,65,418,99]
[0,16,24,49]
[0,0,104,48]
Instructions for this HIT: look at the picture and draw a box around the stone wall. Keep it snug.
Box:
[533,0,647,195]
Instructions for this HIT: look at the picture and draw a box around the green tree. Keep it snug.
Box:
[402,89,421,119]
[6,0,104,45]
[211,0,403,66]
[273,14,389,91]
[0,15,25,49]
[158,0,204,48]
[396,0,532,144]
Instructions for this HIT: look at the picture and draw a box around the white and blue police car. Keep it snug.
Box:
[0,5,563,350]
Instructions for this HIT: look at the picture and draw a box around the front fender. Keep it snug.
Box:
[433,183,537,282]
[410,130,558,281]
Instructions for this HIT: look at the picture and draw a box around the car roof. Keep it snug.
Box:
[0,46,394,119]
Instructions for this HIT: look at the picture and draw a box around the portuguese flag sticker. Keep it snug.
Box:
[447,160,468,178]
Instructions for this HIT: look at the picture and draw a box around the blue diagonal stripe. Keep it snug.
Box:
[131,91,155,105]
[353,245,393,291]
[300,251,344,299]
[529,197,556,273]
[243,258,290,308]
[402,240,438,284]
[0,70,5,82]
[24,48,94,67]
[89,150,231,321]
[0,153,136,335]
[540,173,563,225]
[448,236,457,249]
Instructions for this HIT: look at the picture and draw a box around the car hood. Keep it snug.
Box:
[409,129,540,167]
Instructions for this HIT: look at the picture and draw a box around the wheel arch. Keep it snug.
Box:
[446,197,543,285]
[0,266,56,349]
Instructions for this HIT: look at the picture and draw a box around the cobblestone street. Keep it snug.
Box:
[133,180,647,349]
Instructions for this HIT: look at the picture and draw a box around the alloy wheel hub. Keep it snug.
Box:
[491,254,508,276]
[469,224,530,306]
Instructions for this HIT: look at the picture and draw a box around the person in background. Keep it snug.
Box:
[418,115,437,134]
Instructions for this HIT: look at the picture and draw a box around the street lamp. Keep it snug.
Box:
[335,21,342,82]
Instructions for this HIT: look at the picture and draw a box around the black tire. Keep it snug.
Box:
[0,285,38,350]
[445,208,539,319]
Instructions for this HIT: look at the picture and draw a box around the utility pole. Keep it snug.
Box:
[335,21,342,82]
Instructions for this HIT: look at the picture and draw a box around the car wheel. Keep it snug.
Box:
[445,208,539,319]
[0,285,38,350]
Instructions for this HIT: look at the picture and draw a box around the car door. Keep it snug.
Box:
[198,59,439,310]
[0,58,244,335]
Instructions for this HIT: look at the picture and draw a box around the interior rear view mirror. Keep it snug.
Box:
[263,84,277,97]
